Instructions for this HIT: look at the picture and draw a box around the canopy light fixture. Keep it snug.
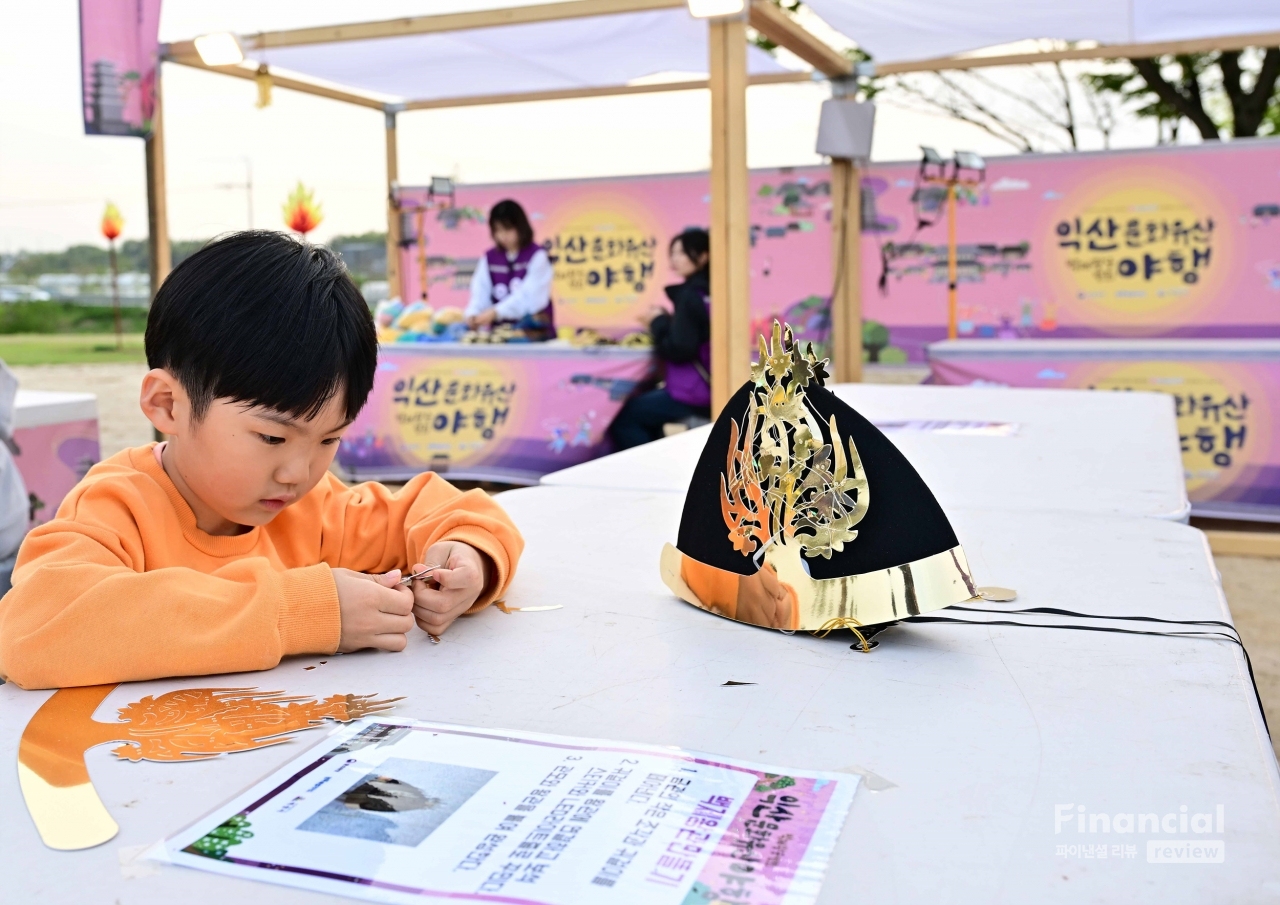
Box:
[953,150,986,174]
[194,32,244,67]
[686,0,747,18]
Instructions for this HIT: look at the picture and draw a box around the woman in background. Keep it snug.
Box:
[608,228,711,450]
[466,199,555,340]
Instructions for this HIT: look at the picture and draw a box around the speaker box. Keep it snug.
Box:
[816,99,875,162]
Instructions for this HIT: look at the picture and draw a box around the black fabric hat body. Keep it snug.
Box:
[660,322,978,633]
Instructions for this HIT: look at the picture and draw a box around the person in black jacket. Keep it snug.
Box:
[608,229,711,450]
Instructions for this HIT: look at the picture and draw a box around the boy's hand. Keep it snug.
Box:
[410,541,493,637]
[333,568,416,653]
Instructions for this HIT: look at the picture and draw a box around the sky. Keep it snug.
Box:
[0,0,1167,253]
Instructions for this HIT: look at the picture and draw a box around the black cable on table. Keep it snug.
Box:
[894,606,1269,738]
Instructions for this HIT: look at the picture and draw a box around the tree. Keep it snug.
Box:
[862,320,890,362]
[881,60,1122,153]
[5,239,206,281]
[1085,49,1280,140]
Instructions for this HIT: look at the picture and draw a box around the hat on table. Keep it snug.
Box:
[659,321,980,642]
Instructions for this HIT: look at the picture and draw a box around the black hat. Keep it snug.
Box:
[660,322,979,636]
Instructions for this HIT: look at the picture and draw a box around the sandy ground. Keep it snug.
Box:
[11,361,1280,758]
[12,362,154,458]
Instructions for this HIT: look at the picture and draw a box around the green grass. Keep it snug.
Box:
[0,333,146,365]
[0,300,149,334]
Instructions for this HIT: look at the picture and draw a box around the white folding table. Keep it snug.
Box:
[543,383,1190,521]
[2,485,1275,903]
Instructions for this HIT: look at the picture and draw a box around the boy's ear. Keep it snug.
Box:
[139,369,185,436]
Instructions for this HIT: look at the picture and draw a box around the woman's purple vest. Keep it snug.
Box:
[664,287,711,409]
[485,245,554,333]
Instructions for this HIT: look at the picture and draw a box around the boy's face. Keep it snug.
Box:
[181,394,350,530]
[142,368,353,533]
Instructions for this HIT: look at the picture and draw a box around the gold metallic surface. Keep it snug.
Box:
[977,586,1019,602]
[661,542,978,631]
[18,684,399,851]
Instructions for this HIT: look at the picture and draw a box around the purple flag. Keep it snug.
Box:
[79,0,163,136]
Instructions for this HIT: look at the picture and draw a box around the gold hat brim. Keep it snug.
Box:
[660,541,978,632]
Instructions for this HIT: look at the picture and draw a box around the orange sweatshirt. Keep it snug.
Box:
[0,444,524,689]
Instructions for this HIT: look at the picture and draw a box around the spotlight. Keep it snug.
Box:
[954,150,986,176]
[193,32,244,67]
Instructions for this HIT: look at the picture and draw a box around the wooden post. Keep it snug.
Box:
[145,65,171,299]
[384,109,402,301]
[707,15,751,415]
[829,158,862,382]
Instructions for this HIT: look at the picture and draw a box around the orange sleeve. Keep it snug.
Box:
[0,487,339,690]
[321,471,524,611]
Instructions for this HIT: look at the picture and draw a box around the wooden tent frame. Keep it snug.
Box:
[153,0,1280,411]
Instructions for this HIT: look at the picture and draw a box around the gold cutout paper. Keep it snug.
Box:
[19,684,399,851]
[724,322,870,564]
[495,602,564,613]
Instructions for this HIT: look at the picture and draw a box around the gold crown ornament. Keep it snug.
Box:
[661,322,998,645]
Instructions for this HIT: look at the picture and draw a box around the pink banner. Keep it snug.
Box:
[79,0,163,136]
[337,344,654,484]
[403,141,1280,362]
[862,140,1280,361]
[400,167,835,345]
[929,343,1280,518]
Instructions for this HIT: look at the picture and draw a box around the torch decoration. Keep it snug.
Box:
[282,182,323,237]
[100,203,125,351]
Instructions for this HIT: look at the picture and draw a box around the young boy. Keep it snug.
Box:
[0,231,524,690]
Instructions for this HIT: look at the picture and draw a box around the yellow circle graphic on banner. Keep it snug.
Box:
[1045,167,1229,328]
[546,201,661,330]
[391,360,517,467]
[1085,361,1259,496]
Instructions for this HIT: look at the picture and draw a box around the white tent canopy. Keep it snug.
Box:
[805,0,1280,65]
[153,0,1280,408]
[242,9,791,104]
[180,0,1280,105]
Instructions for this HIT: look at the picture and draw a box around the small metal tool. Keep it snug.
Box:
[399,563,442,586]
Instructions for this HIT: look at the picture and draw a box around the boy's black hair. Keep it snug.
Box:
[671,228,710,269]
[489,199,535,249]
[145,230,377,423]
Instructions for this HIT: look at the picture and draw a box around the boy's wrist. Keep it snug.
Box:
[278,564,342,655]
